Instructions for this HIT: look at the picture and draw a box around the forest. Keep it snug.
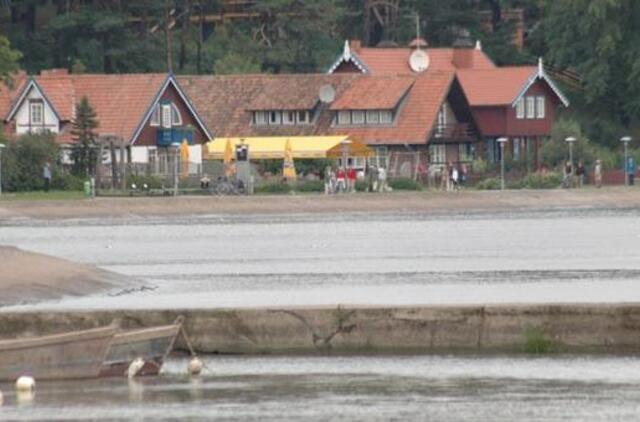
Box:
[1,0,640,147]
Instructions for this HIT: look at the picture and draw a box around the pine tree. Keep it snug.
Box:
[71,96,99,177]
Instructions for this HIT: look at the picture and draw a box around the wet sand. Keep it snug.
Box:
[0,246,140,306]
[1,187,639,220]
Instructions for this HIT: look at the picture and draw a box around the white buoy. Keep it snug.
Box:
[188,357,203,375]
[15,376,35,392]
[127,357,146,378]
[0,389,3,406]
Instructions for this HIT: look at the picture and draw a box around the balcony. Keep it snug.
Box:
[156,128,194,147]
[430,123,476,142]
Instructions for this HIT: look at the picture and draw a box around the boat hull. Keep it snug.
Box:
[99,323,181,377]
[0,325,117,381]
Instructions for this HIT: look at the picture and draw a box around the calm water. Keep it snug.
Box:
[1,209,640,310]
[1,355,640,421]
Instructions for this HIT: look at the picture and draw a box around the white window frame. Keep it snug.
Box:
[254,111,267,125]
[352,110,365,125]
[283,111,296,125]
[516,98,525,119]
[366,110,379,124]
[297,110,310,124]
[161,103,172,128]
[29,100,44,125]
[150,104,160,126]
[171,103,182,126]
[337,110,351,125]
[536,96,545,119]
[269,110,281,125]
[429,144,446,164]
[379,110,393,124]
[526,96,535,119]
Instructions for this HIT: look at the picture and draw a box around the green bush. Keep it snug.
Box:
[355,180,368,192]
[52,172,85,191]
[295,180,324,192]
[475,177,500,190]
[388,177,422,191]
[520,172,562,189]
[523,328,557,354]
[1,133,60,191]
[127,174,164,190]
[254,182,291,194]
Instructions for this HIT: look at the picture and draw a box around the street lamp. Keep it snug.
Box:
[564,136,576,169]
[620,136,632,186]
[0,143,5,197]
[497,137,508,190]
[171,141,180,196]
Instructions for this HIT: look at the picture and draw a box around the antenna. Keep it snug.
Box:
[319,84,336,103]
[415,13,420,48]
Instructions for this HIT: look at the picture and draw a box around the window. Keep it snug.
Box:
[379,110,393,124]
[429,144,446,164]
[283,111,296,125]
[29,100,44,125]
[254,111,267,125]
[297,110,310,124]
[269,111,281,125]
[352,110,365,124]
[161,104,172,128]
[516,98,525,119]
[366,110,379,124]
[150,105,160,126]
[536,96,545,119]
[337,110,351,125]
[459,143,473,162]
[436,104,447,136]
[526,96,535,119]
[171,103,182,126]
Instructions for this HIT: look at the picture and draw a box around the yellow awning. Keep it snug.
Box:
[203,136,373,160]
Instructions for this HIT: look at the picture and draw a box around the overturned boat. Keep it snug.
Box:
[0,324,117,381]
[100,316,184,377]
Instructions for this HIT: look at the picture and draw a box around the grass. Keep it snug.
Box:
[0,190,86,201]
[523,327,558,354]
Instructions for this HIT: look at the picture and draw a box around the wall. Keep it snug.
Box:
[471,106,506,137]
[505,80,558,136]
[2,304,639,355]
[14,85,59,135]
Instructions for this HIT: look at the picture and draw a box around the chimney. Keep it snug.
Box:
[349,39,362,51]
[40,68,69,77]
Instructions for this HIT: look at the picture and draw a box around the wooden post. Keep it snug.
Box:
[109,139,118,190]
[120,140,127,191]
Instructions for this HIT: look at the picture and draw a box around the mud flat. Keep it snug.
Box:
[1,304,639,354]
[0,246,143,307]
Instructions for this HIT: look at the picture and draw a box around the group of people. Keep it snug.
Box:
[323,164,389,194]
[437,162,468,192]
[563,159,604,188]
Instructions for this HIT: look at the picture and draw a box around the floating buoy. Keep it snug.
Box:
[127,357,146,378]
[188,357,203,375]
[15,376,35,392]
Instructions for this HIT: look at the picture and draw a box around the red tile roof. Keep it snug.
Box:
[0,71,28,118]
[246,75,344,110]
[352,47,496,74]
[330,76,414,110]
[329,71,455,145]
[456,66,536,106]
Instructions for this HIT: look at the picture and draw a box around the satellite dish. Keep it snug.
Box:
[319,84,336,103]
[409,49,430,73]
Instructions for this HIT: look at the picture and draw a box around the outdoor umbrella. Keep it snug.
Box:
[223,138,235,177]
[283,138,297,181]
[180,139,190,178]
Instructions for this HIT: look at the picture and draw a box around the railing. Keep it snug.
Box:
[431,123,476,141]
[156,128,194,147]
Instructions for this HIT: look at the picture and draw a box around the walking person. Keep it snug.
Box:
[594,159,602,188]
[42,162,52,193]
[451,165,460,191]
[563,161,573,188]
[447,161,455,192]
[439,164,448,191]
[460,163,468,188]
[377,166,387,192]
[626,156,637,186]
[576,160,585,188]
[347,165,357,193]
[336,167,346,193]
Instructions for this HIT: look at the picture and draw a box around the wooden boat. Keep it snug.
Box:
[99,316,184,377]
[0,324,117,381]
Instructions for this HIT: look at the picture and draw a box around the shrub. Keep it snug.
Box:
[1,133,60,191]
[388,177,422,191]
[127,174,164,190]
[523,328,557,354]
[295,180,324,192]
[52,172,85,191]
[475,177,500,190]
[520,172,562,189]
[254,182,291,194]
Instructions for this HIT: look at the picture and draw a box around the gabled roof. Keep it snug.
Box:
[5,78,64,122]
[330,76,414,110]
[329,71,457,145]
[327,41,369,74]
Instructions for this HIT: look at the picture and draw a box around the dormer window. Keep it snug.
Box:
[335,110,394,126]
[151,102,182,128]
[29,100,44,125]
[253,110,312,126]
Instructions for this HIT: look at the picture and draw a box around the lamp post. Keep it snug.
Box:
[564,136,576,170]
[0,143,5,197]
[172,141,180,196]
[497,137,508,190]
[620,136,632,186]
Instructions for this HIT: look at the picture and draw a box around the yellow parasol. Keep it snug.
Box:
[180,139,190,178]
[283,138,297,181]
[223,138,235,177]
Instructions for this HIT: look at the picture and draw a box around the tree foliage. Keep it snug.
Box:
[0,133,59,192]
[0,35,22,87]
[70,96,99,177]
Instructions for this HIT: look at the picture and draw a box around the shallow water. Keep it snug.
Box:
[1,209,640,310]
[2,355,640,421]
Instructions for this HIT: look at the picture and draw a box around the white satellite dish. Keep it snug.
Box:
[409,49,430,73]
[319,84,336,103]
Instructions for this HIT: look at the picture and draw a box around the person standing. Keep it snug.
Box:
[576,160,585,188]
[626,156,637,186]
[563,161,573,188]
[42,162,52,193]
[594,159,602,188]
[439,164,448,191]
[377,166,387,192]
[451,165,459,191]
[347,165,357,193]
[336,167,346,193]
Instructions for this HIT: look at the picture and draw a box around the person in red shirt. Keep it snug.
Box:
[336,167,346,193]
[347,166,357,193]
